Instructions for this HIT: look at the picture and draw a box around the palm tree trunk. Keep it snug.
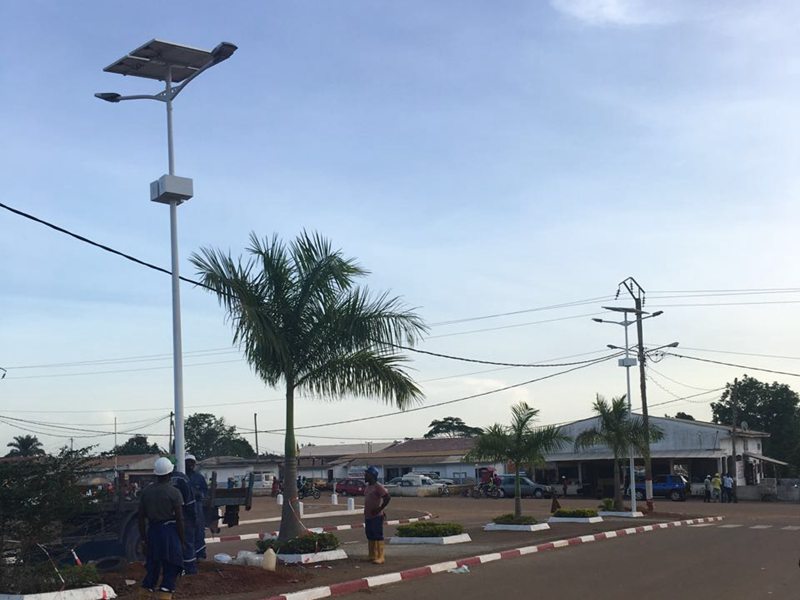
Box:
[514,464,522,519]
[279,383,304,541]
[613,457,623,511]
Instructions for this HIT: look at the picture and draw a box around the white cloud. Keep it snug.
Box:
[550,0,681,26]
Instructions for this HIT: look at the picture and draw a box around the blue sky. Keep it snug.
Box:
[2,1,800,453]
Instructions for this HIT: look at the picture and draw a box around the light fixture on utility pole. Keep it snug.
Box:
[617,277,662,513]
[96,39,236,473]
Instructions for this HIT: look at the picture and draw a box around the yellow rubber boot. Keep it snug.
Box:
[137,589,152,600]
[155,591,173,600]
[372,540,385,565]
[364,540,376,562]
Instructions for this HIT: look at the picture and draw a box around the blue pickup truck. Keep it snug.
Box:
[628,474,690,502]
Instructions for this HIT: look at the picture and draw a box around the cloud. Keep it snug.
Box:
[550,0,680,26]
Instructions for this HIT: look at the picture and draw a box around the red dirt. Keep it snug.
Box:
[100,561,310,598]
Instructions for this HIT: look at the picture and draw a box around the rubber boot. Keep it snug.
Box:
[156,591,174,600]
[372,540,385,565]
[138,589,152,600]
[363,540,376,562]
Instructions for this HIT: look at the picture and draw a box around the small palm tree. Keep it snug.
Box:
[469,402,570,519]
[574,395,664,511]
[6,435,45,457]
[191,232,426,540]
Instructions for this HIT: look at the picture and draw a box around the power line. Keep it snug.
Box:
[426,312,604,339]
[4,358,245,380]
[428,296,615,327]
[662,346,800,362]
[1,397,284,414]
[662,352,800,378]
[649,287,800,294]
[259,354,616,433]
[648,387,726,410]
[393,345,622,368]
[5,347,238,370]
[645,365,717,392]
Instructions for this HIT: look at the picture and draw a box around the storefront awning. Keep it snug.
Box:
[545,449,727,462]
[744,453,788,466]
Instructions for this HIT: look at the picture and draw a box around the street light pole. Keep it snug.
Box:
[96,40,237,472]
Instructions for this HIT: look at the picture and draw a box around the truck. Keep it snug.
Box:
[628,474,690,502]
[63,471,254,563]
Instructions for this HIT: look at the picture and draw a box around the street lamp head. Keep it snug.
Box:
[651,311,664,317]
[602,305,648,315]
[95,92,122,103]
[592,318,604,323]
[211,42,238,65]
[607,344,620,350]
[667,342,679,348]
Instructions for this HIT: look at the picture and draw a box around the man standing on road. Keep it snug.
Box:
[703,475,712,503]
[561,476,568,497]
[364,466,391,565]
[711,473,722,502]
[723,473,734,503]
[138,457,185,600]
[185,454,208,565]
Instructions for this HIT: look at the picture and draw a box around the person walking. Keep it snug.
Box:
[711,473,722,502]
[703,475,712,503]
[138,457,185,600]
[363,466,391,564]
[561,476,568,498]
[185,454,208,565]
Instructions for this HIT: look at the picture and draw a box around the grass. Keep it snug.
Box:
[552,508,599,518]
[256,532,340,555]
[492,514,538,525]
[395,522,464,537]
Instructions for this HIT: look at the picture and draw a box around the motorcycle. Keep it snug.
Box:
[298,483,321,500]
[470,481,503,499]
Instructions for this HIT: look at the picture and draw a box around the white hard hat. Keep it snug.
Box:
[154,457,174,476]
[185,454,197,462]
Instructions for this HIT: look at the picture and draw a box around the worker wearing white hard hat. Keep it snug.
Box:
[138,457,186,599]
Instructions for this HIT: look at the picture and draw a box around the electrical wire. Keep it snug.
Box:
[389,345,622,368]
[5,347,239,370]
[426,312,604,339]
[645,365,717,392]
[258,354,616,433]
[3,358,245,380]
[647,387,726,410]
[662,352,800,378]
[1,396,285,414]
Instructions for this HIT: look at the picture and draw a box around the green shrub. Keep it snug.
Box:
[257,532,339,555]
[395,522,464,537]
[553,508,598,518]
[598,498,614,511]
[492,514,537,525]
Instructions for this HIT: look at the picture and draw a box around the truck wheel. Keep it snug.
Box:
[635,490,645,501]
[313,490,321,500]
[669,490,683,502]
[534,489,544,499]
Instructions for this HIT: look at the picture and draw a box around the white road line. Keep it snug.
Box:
[718,524,743,528]
[688,523,715,528]
[781,526,800,531]
[750,525,773,529]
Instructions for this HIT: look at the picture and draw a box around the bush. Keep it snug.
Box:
[492,514,537,525]
[257,532,340,555]
[553,508,599,518]
[0,563,98,595]
[395,522,464,537]
[598,498,614,511]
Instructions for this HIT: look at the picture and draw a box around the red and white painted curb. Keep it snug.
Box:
[259,516,723,600]
[205,513,435,545]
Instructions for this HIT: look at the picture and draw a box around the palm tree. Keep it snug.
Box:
[191,232,426,540]
[574,395,664,511]
[468,402,570,519]
[6,434,45,457]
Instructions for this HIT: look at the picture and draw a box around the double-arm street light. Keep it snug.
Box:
[96,39,237,472]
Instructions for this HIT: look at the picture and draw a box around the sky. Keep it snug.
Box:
[2,1,800,455]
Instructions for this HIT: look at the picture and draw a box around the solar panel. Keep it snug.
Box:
[102,39,214,82]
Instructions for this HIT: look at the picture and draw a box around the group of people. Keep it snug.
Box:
[703,472,736,503]
[137,454,208,600]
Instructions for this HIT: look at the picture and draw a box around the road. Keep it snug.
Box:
[365,507,800,599]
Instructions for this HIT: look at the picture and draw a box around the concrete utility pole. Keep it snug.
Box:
[729,379,739,503]
[619,278,656,512]
[254,413,260,456]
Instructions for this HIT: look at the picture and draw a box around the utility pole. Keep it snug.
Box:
[619,277,659,514]
[114,417,118,475]
[729,379,739,503]
[70,437,74,452]
[254,413,259,456]
[169,411,175,454]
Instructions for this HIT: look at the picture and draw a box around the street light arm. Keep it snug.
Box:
[95,92,162,103]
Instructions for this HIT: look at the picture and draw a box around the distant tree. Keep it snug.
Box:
[184,413,255,460]
[424,416,484,438]
[468,402,569,519]
[711,376,800,469]
[575,395,664,511]
[108,435,162,456]
[5,435,45,457]
[673,412,695,421]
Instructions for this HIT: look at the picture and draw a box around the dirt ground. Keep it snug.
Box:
[100,561,309,598]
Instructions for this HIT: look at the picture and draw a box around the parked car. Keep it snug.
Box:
[628,474,690,502]
[335,478,366,496]
[413,472,455,485]
[497,475,553,499]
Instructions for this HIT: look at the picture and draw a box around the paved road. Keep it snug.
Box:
[367,512,800,599]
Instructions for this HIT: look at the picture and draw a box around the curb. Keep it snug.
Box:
[206,513,435,545]
[259,516,724,600]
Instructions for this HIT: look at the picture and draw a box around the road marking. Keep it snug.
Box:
[688,523,715,528]
[718,524,743,528]
[782,526,800,531]
[750,525,773,529]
